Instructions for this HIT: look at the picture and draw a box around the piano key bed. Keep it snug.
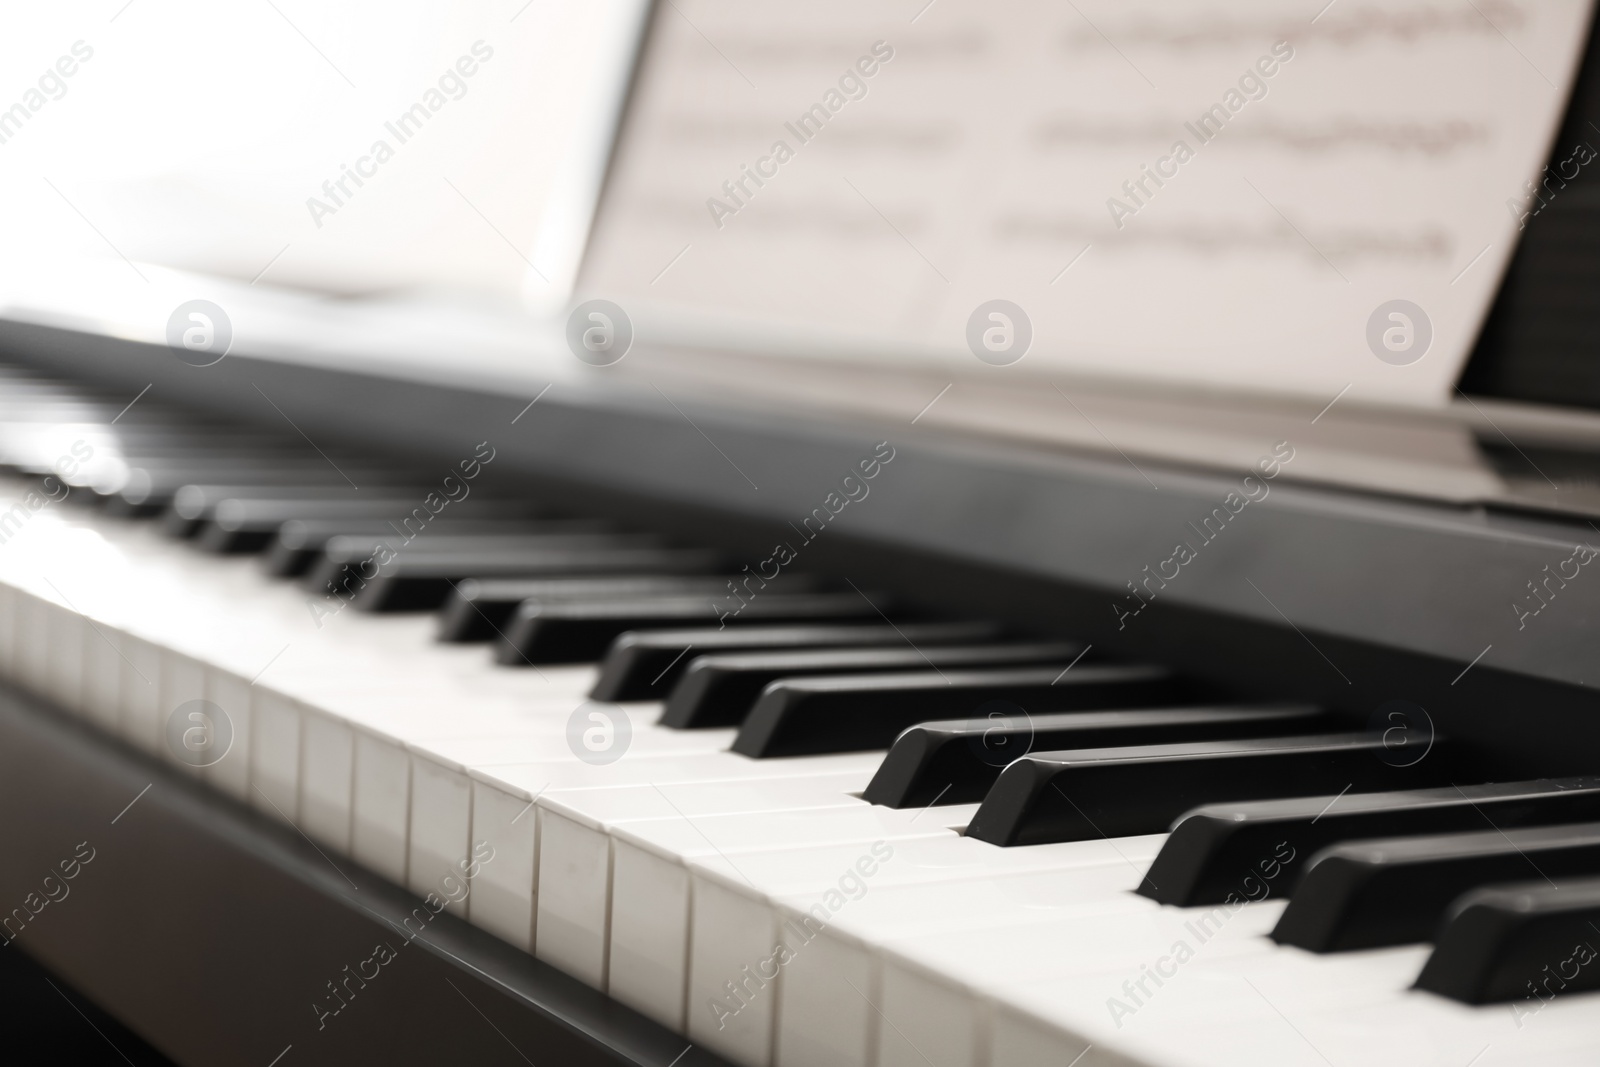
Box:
[3,364,1600,1067]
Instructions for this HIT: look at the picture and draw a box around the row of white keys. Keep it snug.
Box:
[832,856,1600,1067]
[535,773,881,993]
[986,936,1600,1067]
[465,749,886,957]
[672,830,1167,1067]
[401,721,741,913]
[767,837,1166,1067]
[0,480,948,1049]
[604,800,983,1049]
[623,785,1599,1067]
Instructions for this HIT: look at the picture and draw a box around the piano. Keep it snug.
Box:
[6,1,1600,1065]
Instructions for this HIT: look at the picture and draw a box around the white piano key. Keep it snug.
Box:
[203,668,253,801]
[611,834,692,1030]
[118,632,164,754]
[15,589,49,697]
[689,874,794,1067]
[351,729,411,883]
[162,652,208,774]
[301,707,354,851]
[0,580,15,677]
[537,805,613,987]
[82,616,123,735]
[46,600,86,716]
[468,779,540,951]
[409,753,474,915]
[251,688,302,825]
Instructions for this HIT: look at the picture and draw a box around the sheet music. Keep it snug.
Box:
[580,0,1595,406]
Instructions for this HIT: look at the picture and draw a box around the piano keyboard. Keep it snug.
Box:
[6,362,1600,1067]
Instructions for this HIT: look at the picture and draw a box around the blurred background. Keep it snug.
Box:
[0,0,645,305]
[0,0,1589,411]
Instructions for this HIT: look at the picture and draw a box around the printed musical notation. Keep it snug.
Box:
[994,215,1454,266]
[1060,2,1529,52]
[1032,118,1490,158]
[582,0,1594,404]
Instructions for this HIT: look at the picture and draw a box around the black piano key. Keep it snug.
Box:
[326,545,726,611]
[193,494,549,552]
[1141,776,1600,907]
[1272,822,1600,952]
[662,642,1085,729]
[731,664,1184,759]
[84,443,311,476]
[163,481,422,539]
[264,519,388,577]
[964,732,1453,847]
[61,441,305,486]
[589,620,1002,702]
[199,509,581,555]
[106,463,384,516]
[437,574,766,643]
[492,591,893,666]
[302,532,664,594]
[1414,878,1600,1004]
[264,517,603,577]
[865,703,1331,809]
[194,498,422,552]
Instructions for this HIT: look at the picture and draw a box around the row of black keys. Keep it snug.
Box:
[30,410,1600,1010]
[156,474,1600,1009]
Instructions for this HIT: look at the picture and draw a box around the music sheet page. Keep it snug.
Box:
[581,0,1594,406]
